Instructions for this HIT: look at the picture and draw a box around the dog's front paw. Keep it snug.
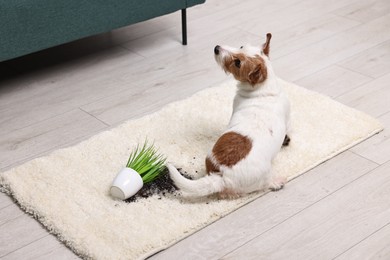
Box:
[269,176,287,191]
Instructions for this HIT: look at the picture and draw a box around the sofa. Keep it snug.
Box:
[0,0,206,62]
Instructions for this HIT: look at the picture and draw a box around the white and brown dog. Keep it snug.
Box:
[168,33,291,198]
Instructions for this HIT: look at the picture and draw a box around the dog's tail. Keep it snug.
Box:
[167,163,225,197]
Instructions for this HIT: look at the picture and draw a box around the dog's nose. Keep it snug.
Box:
[214,45,220,55]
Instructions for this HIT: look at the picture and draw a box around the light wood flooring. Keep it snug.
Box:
[1,0,390,259]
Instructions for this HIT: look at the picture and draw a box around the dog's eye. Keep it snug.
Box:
[234,59,241,68]
[240,46,244,49]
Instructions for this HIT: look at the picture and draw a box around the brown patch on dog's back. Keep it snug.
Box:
[212,131,252,167]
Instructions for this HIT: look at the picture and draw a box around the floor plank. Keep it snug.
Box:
[334,0,390,23]
[335,222,390,260]
[0,193,13,210]
[338,40,390,79]
[271,14,360,60]
[222,161,390,260]
[0,49,141,134]
[0,201,27,228]
[336,72,390,117]
[294,65,372,98]
[0,214,48,258]
[351,112,390,165]
[272,13,390,81]
[0,109,108,170]
[2,235,79,260]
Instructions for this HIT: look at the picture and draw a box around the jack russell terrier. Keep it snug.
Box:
[168,33,291,198]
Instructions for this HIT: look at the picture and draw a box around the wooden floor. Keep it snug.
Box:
[1,0,389,259]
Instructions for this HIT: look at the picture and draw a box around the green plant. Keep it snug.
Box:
[126,141,167,183]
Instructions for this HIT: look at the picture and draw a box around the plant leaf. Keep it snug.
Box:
[125,140,167,183]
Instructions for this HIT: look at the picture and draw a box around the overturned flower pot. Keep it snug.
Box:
[110,168,143,200]
[110,142,167,200]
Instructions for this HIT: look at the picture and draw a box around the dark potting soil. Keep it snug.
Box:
[125,168,193,203]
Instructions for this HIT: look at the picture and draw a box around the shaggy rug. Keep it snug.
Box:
[0,79,383,260]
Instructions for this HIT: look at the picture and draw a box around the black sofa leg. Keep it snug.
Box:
[181,9,187,45]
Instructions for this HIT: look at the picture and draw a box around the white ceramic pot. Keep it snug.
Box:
[110,168,143,200]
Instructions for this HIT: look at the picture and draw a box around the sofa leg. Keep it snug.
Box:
[181,9,187,45]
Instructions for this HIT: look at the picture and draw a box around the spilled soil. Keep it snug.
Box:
[125,168,192,203]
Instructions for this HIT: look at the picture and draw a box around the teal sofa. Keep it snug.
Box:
[0,0,205,62]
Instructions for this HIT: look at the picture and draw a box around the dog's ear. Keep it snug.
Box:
[262,33,272,56]
[248,67,261,85]
[248,62,267,85]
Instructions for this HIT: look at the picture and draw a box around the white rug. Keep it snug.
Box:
[0,79,383,260]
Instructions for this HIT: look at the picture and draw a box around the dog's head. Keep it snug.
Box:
[214,33,272,86]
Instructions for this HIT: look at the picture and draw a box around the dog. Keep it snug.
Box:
[167,33,291,198]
